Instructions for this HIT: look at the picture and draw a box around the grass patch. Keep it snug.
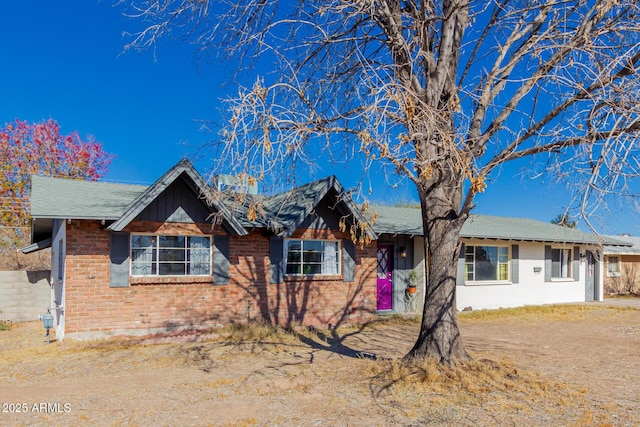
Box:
[223,321,300,344]
[458,304,604,321]
[0,321,11,331]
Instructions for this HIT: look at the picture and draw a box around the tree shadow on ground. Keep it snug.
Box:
[295,324,381,360]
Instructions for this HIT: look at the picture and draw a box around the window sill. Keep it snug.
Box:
[548,278,575,283]
[606,273,621,278]
[131,275,213,285]
[284,275,343,282]
[461,280,512,286]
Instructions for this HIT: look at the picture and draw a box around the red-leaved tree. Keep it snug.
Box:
[0,119,114,246]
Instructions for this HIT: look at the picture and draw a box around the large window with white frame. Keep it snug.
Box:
[465,245,509,282]
[130,234,211,276]
[551,248,572,279]
[285,239,340,276]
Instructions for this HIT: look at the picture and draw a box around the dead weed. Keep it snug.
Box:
[360,352,588,421]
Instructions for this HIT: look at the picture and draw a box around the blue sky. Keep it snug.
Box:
[2,1,638,235]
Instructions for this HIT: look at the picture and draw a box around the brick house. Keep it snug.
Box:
[26,159,377,340]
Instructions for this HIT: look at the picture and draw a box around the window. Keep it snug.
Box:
[607,256,621,277]
[57,239,64,282]
[551,248,571,279]
[465,245,509,282]
[130,234,211,276]
[285,239,340,276]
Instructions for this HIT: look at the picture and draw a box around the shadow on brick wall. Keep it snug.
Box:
[159,249,377,336]
[232,252,377,330]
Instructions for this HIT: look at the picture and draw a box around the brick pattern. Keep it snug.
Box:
[64,220,376,338]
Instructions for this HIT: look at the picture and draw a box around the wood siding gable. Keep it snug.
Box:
[108,159,247,235]
[134,178,212,224]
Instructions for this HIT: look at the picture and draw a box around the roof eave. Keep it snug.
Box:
[33,215,120,221]
[460,235,604,245]
[20,238,53,254]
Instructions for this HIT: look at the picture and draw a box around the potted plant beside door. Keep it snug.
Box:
[406,270,418,294]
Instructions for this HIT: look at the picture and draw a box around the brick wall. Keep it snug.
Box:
[64,220,376,339]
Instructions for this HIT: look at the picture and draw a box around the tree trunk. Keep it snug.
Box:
[404,185,470,364]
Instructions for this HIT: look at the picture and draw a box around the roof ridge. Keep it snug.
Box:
[32,174,148,189]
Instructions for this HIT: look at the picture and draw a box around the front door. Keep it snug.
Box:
[586,251,597,301]
[377,245,393,310]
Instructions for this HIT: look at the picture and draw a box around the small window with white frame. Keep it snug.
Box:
[551,248,572,279]
[607,256,621,277]
[130,234,212,276]
[285,239,340,276]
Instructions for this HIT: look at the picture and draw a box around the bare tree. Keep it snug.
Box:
[119,0,640,364]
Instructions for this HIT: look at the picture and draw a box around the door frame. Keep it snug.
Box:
[376,244,394,311]
[585,250,599,301]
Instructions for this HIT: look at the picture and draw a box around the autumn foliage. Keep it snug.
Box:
[0,119,113,240]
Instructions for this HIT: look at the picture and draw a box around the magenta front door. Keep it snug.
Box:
[377,245,393,310]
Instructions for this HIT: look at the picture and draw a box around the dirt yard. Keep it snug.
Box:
[1,301,639,426]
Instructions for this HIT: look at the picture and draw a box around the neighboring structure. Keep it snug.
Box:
[603,235,640,295]
[0,270,50,322]
[24,159,627,340]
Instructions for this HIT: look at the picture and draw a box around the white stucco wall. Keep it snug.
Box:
[50,219,66,340]
[455,240,601,311]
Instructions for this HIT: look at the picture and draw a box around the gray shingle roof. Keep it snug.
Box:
[226,176,376,239]
[461,214,624,245]
[372,205,629,246]
[603,235,640,254]
[31,175,146,220]
[29,165,375,241]
[30,166,627,247]
[369,205,424,235]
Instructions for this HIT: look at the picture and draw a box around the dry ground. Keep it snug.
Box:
[0,301,639,426]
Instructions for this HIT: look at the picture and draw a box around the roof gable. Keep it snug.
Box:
[133,178,213,224]
[108,159,247,235]
[247,176,376,239]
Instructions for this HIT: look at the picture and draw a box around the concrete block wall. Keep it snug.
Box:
[0,270,51,322]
